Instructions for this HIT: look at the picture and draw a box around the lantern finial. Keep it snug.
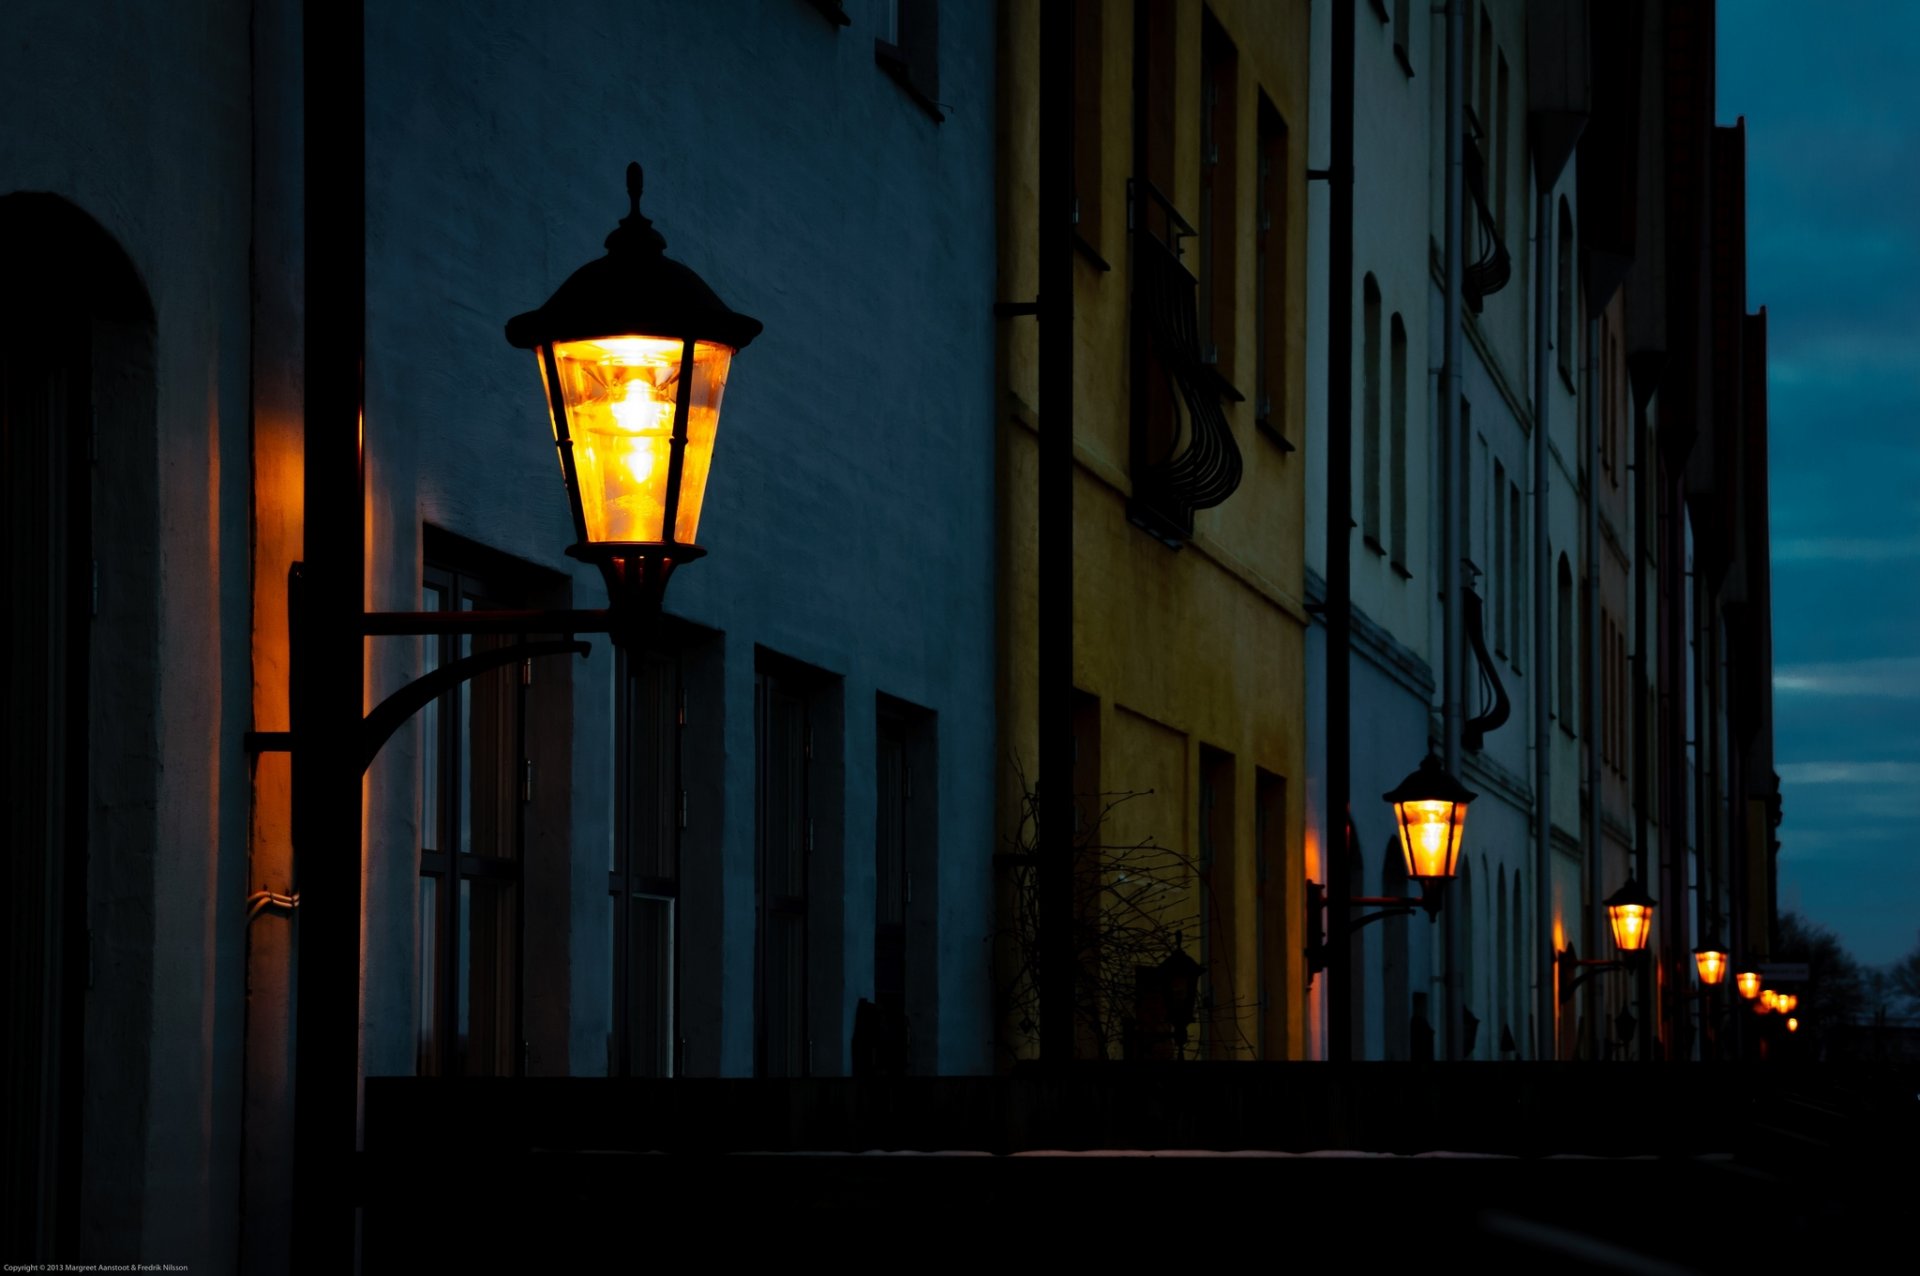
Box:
[607,160,667,257]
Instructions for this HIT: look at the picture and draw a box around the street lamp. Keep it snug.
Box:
[1775,992,1798,1015]
[507,161,761,646]
[1603,876,1655,954]
[1308,755,1474,977]
[1693,941,1729,987]
[1785,1016,1799,1033]
[1559,875,1656,1004]
[1735,969,1762,1001]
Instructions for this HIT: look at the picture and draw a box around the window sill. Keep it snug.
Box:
[1390,559,1412,580]
[1256,418,1295,453]
[808,0,852,26]
[1558,361,1577,395]
[875,40,944,122]
[1073,230,1112,273]
[1394,43,1414,79]
[1362,533,1387,557]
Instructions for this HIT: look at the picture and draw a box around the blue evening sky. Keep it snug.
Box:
[1719,3,1920,969]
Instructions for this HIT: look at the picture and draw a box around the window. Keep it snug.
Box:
[1557,197,1576,386]
[756,658,819,1076]
[1495,52,1510,238]
[1389,313,1408,570]
[1557,554,1575,733]
[1255,770,1285,1059]
[875,0,942,121]
[874,695,936,1070]
[1072,0,1104,252]
[1493,458,1507,656]
[1508,480,1523,666]
[1198,745,1235,1055]
[1254,94,1289,445]
[418,539,569,1078]
[1198,8,1239,375]
[1393,0,1413,75]
[1362,273,1382,550]
[610,648,681,1077]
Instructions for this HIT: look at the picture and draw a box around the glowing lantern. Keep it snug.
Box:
[1603,876,1655,955]
[1757,990,1776,1014]
[1693,943,1729,987]
[507,162,761,642]
[1776,992,1798,1015]
[1786,1017,1799,1033]
[1382,755,1476,887]
[1736,970,1762,1000]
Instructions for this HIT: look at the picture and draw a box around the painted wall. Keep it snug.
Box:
[996,0,1312,1062]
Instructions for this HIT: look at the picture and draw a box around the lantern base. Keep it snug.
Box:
[568,542,705,650]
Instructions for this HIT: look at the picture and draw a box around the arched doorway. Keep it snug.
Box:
[2,192,155,1260]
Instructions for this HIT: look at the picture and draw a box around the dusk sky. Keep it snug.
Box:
[1719,3,1920,970]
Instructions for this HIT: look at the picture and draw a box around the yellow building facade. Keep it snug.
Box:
[995,0,1312,1062]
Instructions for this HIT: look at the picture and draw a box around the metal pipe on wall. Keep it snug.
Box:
[1440,0,1466,1065]
[1037,0,1076,1066]
[291,0,366,1268]
[1583,311,1603,1061]
[1628,369,1656,1063]
[1531,186,1555,1061]
[1326,0,1357,1063]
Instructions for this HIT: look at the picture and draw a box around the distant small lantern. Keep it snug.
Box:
[1158,947,1206,1051]
[1736,970,1762,1000]
[1786,1016,1800,1033]
[1603,876,1655,955]
[507,161,761,644]
[1693,943,1729,987]
[1757,990,1775,1014]
[1776,992,1798,1015]
[1383,755,1476,887]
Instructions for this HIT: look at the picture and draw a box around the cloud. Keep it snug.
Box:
[1776,760,1920,786]
[1773,656,1920,698]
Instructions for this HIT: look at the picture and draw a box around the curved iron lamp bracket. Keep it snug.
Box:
[1305,883,1444,979]
[1557,950,1644,1001]
[358,637,590,774]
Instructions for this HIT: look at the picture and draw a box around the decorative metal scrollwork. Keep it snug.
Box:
[1129,180,1245,542]
[1462,584,1512,750]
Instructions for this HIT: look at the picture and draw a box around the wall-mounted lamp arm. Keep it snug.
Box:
[1307,882,1444,977]
[1557,952,1643,1001]
[358,638,589,773]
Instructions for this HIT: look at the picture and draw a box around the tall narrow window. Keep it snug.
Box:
[1362,274,1382,550]
[1072,0,1103,251]
[1558,197,1576,385]
[1255,770,1285,1058]
[1389,313,1408,570]
[1198,8,1239,375]
[756,663,813,1077]
[1509,480,1523,665]
[610,648,680,1077]
[1254,95,1289,445]
[874,0,942,121]
[419,545,555,1078]
[1198,745,1236,1055]
[1495,51,1510,238]
[1557,554,1575,733]
[1493,458,1507,656]
[874,695,935,1068]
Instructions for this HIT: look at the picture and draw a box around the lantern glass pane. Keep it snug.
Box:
[1396,798,1459,880]
[1694,949,1727,985]
[547,336,733,545]
[1607,901,1651,952]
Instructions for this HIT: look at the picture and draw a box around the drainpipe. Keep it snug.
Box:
[1628,362,1656,1063]
[1440,0,1466,1065]
[291,0,366,1268]
[1326,0,1357,1064]
[1530,188,1554,1060]
[1583,311,1602,1061]
[1037,0,1075,1066]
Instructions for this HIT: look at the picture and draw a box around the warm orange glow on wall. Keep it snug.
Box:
[544,336,732,545]
[1693,948,1728,986]
[1736,970,1761,999]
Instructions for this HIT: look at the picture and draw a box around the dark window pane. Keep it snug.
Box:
[418,875,439,1076]
[629,895,675,1077]
[459,877,518,1077]
[764,912,807,1077]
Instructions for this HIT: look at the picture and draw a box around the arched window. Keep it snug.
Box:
[1362,274,1382,549]
[1389,312,1408,570]
[1557,553,1575,733]
[1557,196,1575,384]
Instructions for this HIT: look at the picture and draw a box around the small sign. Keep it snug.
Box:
[1758,962,1811,982]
